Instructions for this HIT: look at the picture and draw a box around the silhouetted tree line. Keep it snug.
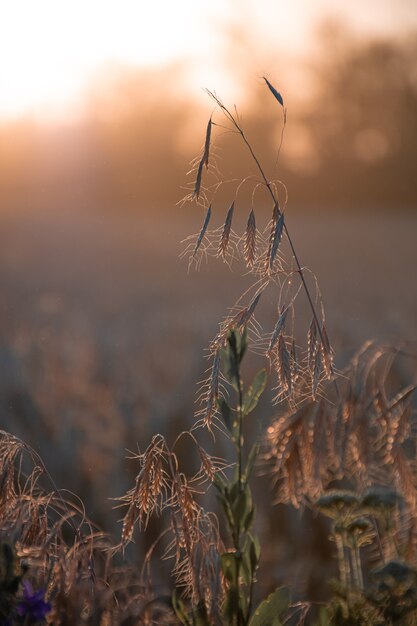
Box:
[292,24,417,209]
[0,28,415,213]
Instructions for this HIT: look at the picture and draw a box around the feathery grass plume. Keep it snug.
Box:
[303,399,333,489]
[243,208,257,267]
[117,434,224,620]
[176,86,417,623]
[263,402,331,506]
[320,323,334,379]
[189,516,224,622]
[0,446,22,511]
[276,335,292,396]
[171,511,224,621]
[212,289,264,354]
[173,474,200,542]
[19,497,50,548]
[240,289,263,326]
[290,339,300,382]
[269,211,285,271]
[170,478,202,585]
[387,383,417,415]
[312,347,323,398]
[196,445,217,482]
[265,202,281,270]
[121,504,136,546]
[307,316,319,369]
[192,517,223,610]
[218,201,235,259]
[380,385,415,465]
[0,430,171,623]
[195,350,221,430]
[194,86,342,407]
[265,341,417,515]
[307,405,329,497]
[192,204,211,258]
[119,435,169,544]
[267,305,289,357]
[345,344,416,488]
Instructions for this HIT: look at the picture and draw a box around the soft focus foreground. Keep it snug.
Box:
[0,206,415,513]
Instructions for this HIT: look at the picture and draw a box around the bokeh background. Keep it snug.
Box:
[0,0,416,600]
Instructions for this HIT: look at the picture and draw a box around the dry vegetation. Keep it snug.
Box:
[0,79,416,625]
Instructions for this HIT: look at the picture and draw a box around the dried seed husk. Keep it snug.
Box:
[320,323,334,379]
[218,202,234,258]
[193,158,204,200]
[263,77,284,106]
[277,335,292,394]
[307,317,319,368]
[244,209,257,267]
[193,205,211,257]
[267,306,289,356]
[202,117,212,169]
[269,212,285,270]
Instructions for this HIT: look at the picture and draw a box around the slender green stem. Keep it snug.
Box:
[236,367,244,626]
[237,375,244,492]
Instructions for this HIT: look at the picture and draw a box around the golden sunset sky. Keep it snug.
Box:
[1,0,416,121]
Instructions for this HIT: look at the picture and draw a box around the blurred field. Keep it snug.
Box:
[0,193,414,626]
[0,205,415,520]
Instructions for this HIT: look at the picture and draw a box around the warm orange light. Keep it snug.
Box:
[0,0,414,123]
[0,0,230,121]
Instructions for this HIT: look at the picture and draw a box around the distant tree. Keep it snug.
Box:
[298,23,417,208]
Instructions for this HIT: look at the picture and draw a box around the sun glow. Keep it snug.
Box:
[0,0,229,121]
[0,0,415,122]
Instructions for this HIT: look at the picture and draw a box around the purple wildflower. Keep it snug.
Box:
[16,581,51,623]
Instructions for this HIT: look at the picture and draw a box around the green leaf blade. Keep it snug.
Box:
[243,369,268,416]
[249,587,290,626]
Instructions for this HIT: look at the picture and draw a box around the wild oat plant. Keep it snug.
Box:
[0,81,416,624]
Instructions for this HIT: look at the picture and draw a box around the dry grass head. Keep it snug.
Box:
[0,430,175,624]
[180,89,342,430]
[263,342,416,512]
[116,429,227,618]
